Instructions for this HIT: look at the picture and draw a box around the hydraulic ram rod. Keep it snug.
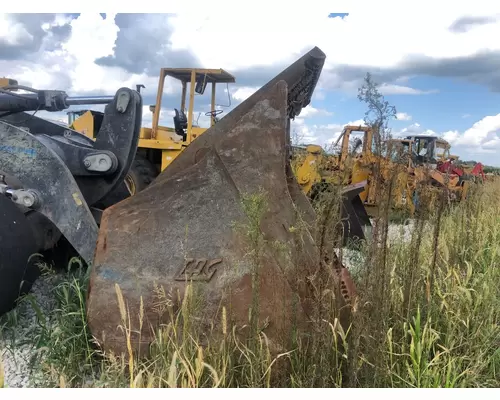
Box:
[65,96,115,106]
[0,92,114,113]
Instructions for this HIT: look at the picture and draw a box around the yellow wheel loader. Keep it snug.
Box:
[292,125,412,216]
[293,126,375,198]
[0,47,368,355]
[403,135,474,204]
[69,68,236,196]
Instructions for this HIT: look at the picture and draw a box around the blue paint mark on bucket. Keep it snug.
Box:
[0,145,36,158]
[99,267,125,283]
[328,13,349,19]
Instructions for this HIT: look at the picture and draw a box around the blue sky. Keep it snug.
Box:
[316,75,500,145]
[1,10,500,166]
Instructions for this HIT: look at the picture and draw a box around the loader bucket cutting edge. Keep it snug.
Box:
[86,47,360,355]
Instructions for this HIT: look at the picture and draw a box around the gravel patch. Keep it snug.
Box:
[336,219,419,275]
[0,272,63,388]
[387,220,415,243]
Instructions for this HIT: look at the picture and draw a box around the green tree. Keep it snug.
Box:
[356,73,399,313]
[357,72,397,156]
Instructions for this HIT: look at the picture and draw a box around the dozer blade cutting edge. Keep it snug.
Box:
[87,47,368,355]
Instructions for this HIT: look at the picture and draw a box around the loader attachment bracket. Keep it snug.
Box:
[36,135,119,177]
[1,87,142,206]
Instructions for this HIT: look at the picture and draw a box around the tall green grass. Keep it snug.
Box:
[2,180,499,388]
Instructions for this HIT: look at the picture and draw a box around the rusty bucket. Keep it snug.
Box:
[86,47,359,355]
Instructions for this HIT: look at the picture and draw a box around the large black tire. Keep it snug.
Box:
[123,155,159,195]
[95,155,159,209]
[0,196,39,316]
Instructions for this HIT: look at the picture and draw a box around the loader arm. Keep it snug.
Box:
[294,144,324,194]
[0,86,142,315]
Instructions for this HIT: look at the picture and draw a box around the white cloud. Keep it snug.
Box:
[442,130,459,144]
[312,89,327,101]
[393,122,437,137]
[297,106,333,119]
[170,4,488,68]
[4,5,498,96]
[60,13,167,95]
[0,14,31,46]
[164,3,500,94]
[0,14,177,98]
[448,114,500,149]
[379,84,438,96]
[291,118,366,148]
[396,112,412,121]
[231,86,259,102]
[291,122,318,144]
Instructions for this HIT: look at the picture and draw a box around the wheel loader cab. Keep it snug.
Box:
[404,135,451,166]
[148,68,235,171]
[334,125,374,164]
[148,68,236,155]
[69,68,235,172]
[434,139,451,162]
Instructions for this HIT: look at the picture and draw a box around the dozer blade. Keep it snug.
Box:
[87,47,359,355]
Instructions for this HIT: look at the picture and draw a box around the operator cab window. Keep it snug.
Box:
[349,132,364,155]
[435,143,449,161]
[413,137,436,164]
[385,141,411,164]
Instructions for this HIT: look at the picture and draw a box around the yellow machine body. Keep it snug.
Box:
[0,77,19,88]
[292,126,471,217]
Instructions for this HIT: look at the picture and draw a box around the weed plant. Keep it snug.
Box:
[1,177,499,388]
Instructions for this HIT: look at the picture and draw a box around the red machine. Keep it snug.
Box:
[437,159,485,182]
